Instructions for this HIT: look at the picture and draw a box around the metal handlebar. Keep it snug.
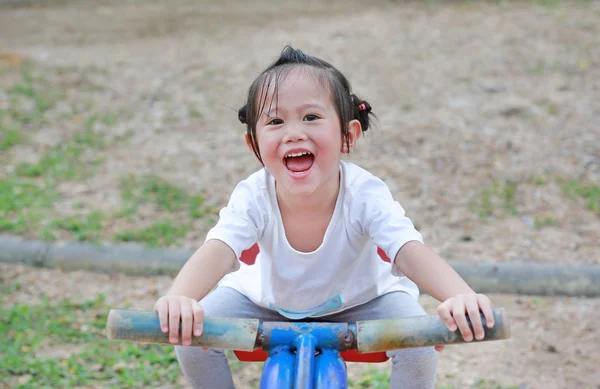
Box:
[106,308,510,352]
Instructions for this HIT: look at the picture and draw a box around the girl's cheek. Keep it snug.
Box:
[260,137,280,158]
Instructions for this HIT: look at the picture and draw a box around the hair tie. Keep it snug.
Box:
[359,103,367,111]
[238,105,247,124]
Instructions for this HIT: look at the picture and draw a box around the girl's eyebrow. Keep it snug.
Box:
[263,102,325,117]
[296,102,325,112]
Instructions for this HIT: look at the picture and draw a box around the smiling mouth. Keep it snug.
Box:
[284,151,314,173]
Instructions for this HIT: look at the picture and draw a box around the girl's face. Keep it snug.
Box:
[251,68,355,200]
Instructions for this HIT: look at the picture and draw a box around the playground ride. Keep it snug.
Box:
[106,244,511,388]
[106,307,510,389]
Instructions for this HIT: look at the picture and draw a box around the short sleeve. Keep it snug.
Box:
[205,177,266,260]
[349,176,423,268]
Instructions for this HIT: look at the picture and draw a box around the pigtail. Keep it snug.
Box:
[238,104,248,124]
[351,94,373,132]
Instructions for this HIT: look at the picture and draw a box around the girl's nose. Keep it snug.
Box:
[282,124,307,143]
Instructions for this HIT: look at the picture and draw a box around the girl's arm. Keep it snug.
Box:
[394,240,474,300]
[154,239,238,345]
[166,239,239,299]
[394,241,494,343]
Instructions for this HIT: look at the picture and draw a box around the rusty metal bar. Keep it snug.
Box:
[105,309,259,351]
[106,308,511,354]
[356,308,510,353]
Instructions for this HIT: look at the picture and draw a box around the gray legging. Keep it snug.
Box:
[175,287,437,389]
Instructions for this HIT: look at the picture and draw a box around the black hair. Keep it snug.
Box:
[238,45,374,164]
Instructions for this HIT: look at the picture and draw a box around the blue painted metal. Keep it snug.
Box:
[261,322,350,350]
[347,324,357,338]
[258,322,354,388]
[314,349,347,389]
[294,334,317,389]
[105,309,259,350]
[260,345,295,389]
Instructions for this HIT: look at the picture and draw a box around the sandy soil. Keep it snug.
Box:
[1,0,599,388]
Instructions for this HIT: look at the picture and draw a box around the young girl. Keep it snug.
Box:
[154,46,495,389]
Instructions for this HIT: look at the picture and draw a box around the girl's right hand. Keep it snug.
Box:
[153,295,204,346]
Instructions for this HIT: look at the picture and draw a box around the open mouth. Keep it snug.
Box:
[284,151,314,174]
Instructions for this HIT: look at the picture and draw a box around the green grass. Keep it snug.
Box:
[0,113,106,237]
[0,281,23,299]
[7,65,59,124]
[0,64,57,152]
[119,174,188,214]
[0,61,221,247]
[189,107,203,118]
[118,174,215,220]
[101,113,118,126]
[0,292,183,388]
[41,210,105,242]
[534,215,556,229]
[401,103,414,112]
[471,180,519,219]
[531,174,547,186]
[1,165,215,246]
[471,378,520,389]
[0,177,56,233]
[559,177,600,215]
[535,99,560,116]
[534,0,563,9]
[349,368,389,388]
[471,175,598,225]
[0,63,123,242]
[139,175,189,212]
[455,76,473,84]
[16,116,105,180]
[113,220,190,248]
[113,174,217,246]
[0,123,26,151]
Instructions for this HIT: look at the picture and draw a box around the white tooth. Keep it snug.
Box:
[285,151,312,158]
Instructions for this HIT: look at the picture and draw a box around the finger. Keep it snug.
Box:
[434,345,445,352]
[180,300,193,346]
[192,303,204,337]
[452,299,472,342]
[155,298,169,333]
[437,302,457,332]
[466,300,484,341]
[478,294,495,328]
[168,301,181,344]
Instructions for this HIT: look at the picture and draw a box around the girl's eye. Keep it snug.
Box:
[303,114,319,122]
[267,118,284,125]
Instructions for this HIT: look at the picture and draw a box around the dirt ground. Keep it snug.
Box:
[1,0,599,388]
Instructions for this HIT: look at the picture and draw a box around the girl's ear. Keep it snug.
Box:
[341,119,362,153]
[244,133,253,152]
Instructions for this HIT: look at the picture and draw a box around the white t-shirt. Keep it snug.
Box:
[205,161,423,319]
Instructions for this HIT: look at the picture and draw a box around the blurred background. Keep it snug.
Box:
[1,0,598,388]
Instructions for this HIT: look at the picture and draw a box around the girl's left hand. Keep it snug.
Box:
[434,293,494,352]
